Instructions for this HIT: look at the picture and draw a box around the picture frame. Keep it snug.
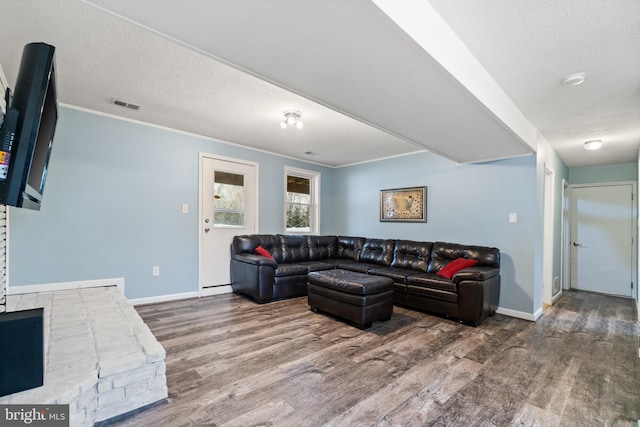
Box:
[380,186,427,222]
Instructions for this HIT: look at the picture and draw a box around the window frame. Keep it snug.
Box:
[284,166,320,235]
[212,170,246,229]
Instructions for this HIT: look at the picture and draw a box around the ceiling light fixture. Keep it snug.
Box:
[584,139,603,151]
[281,110,303,129]
[562,72,586,86]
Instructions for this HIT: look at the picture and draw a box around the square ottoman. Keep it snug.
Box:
[307,269,393,329]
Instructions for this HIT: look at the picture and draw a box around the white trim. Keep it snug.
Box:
[284,166,320,235]
[62,103,334,168]
[129,291,199,306]
[200,285,233,297]
[198,154,258,296]
[335,149,428,168]
[551,290,563,304]
[7,277,125,295]
[542,165,555,306]
[496,306,542,322]
[561,179,571,290]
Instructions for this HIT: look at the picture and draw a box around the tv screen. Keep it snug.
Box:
[0,42,58,210]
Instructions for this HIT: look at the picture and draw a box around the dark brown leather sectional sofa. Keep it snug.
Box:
[230,234,501,325]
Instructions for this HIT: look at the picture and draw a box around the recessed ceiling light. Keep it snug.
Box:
[584,140,603,150]
[563,72,586,86]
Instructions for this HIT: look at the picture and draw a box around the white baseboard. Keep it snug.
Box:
[129,285,233,306]
[495,306,540,322]
[129,291,199,306]
[200,285,232,297]
[8,278,125,295]
[552,291,563,304]
[533,307,543,321]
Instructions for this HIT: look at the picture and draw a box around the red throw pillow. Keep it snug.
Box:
[255,245,274,259]
[437,258,478,280]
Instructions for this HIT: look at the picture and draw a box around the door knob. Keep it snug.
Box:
[572,242,586,248]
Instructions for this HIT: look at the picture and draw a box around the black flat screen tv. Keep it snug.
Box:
[0,42,58,210]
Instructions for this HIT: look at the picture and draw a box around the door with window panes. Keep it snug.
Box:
[200,156,257,292]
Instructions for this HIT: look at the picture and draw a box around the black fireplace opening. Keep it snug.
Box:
[0,307,44,397]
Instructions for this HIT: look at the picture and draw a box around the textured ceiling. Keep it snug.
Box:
[428,0,640,168]
[0,0,638,168]
[0,0,422,167]
[85,0,536,164]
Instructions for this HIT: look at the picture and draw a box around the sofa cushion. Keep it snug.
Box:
[336,236,366,260]
[359,238,395,267]
[428,241,500,272]
[406,273,457,293]
[274,263,308,277]
[437,258,478,279]
[319,259,356,268]
[255,245,274,259]
[339,262,381,274]
[308,236,338,260]
[368,267,420,283]
[406,284,458,303]
[279,235,310,263]
[231,234,281,256]
[294,261,336,273]
[391,240,432,272]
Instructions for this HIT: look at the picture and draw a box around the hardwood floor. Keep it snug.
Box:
[111,291,640,426]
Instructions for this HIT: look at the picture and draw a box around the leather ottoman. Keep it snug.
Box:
[307,269,393,329]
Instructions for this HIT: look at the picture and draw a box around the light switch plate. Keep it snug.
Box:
[509,213,518,223]
[182,204,189,214]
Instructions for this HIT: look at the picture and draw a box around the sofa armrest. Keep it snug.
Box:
[452,266,499,284]
[233,253,278,268]
[457,274,501,324]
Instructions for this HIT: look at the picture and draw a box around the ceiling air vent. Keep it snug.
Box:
[111,98,141,111]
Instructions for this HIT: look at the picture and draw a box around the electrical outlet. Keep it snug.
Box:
[152,266,160,276]
[509,212,518,223]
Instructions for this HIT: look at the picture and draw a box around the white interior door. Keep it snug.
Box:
[570,184,634,297]
[199,155,257,294]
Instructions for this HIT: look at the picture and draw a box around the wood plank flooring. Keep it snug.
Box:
[110,291,640,426]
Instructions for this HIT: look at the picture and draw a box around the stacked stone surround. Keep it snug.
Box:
[0,286,167,426]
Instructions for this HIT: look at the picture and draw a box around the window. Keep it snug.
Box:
[213,171,245,227]
[285,167,320,234]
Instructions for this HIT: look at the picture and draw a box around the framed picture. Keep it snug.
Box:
[380,186,427,222]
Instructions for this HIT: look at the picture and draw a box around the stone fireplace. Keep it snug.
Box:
[0,285,167,426]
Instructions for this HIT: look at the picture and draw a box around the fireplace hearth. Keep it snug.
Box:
[0,286,167,427]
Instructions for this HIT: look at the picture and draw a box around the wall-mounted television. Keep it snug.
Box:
[0,42,58,210]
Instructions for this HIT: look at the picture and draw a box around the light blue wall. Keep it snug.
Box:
[333,151,538,314]
[569,162,637,184]
[9,107,336,298]
[9,106,558,316]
